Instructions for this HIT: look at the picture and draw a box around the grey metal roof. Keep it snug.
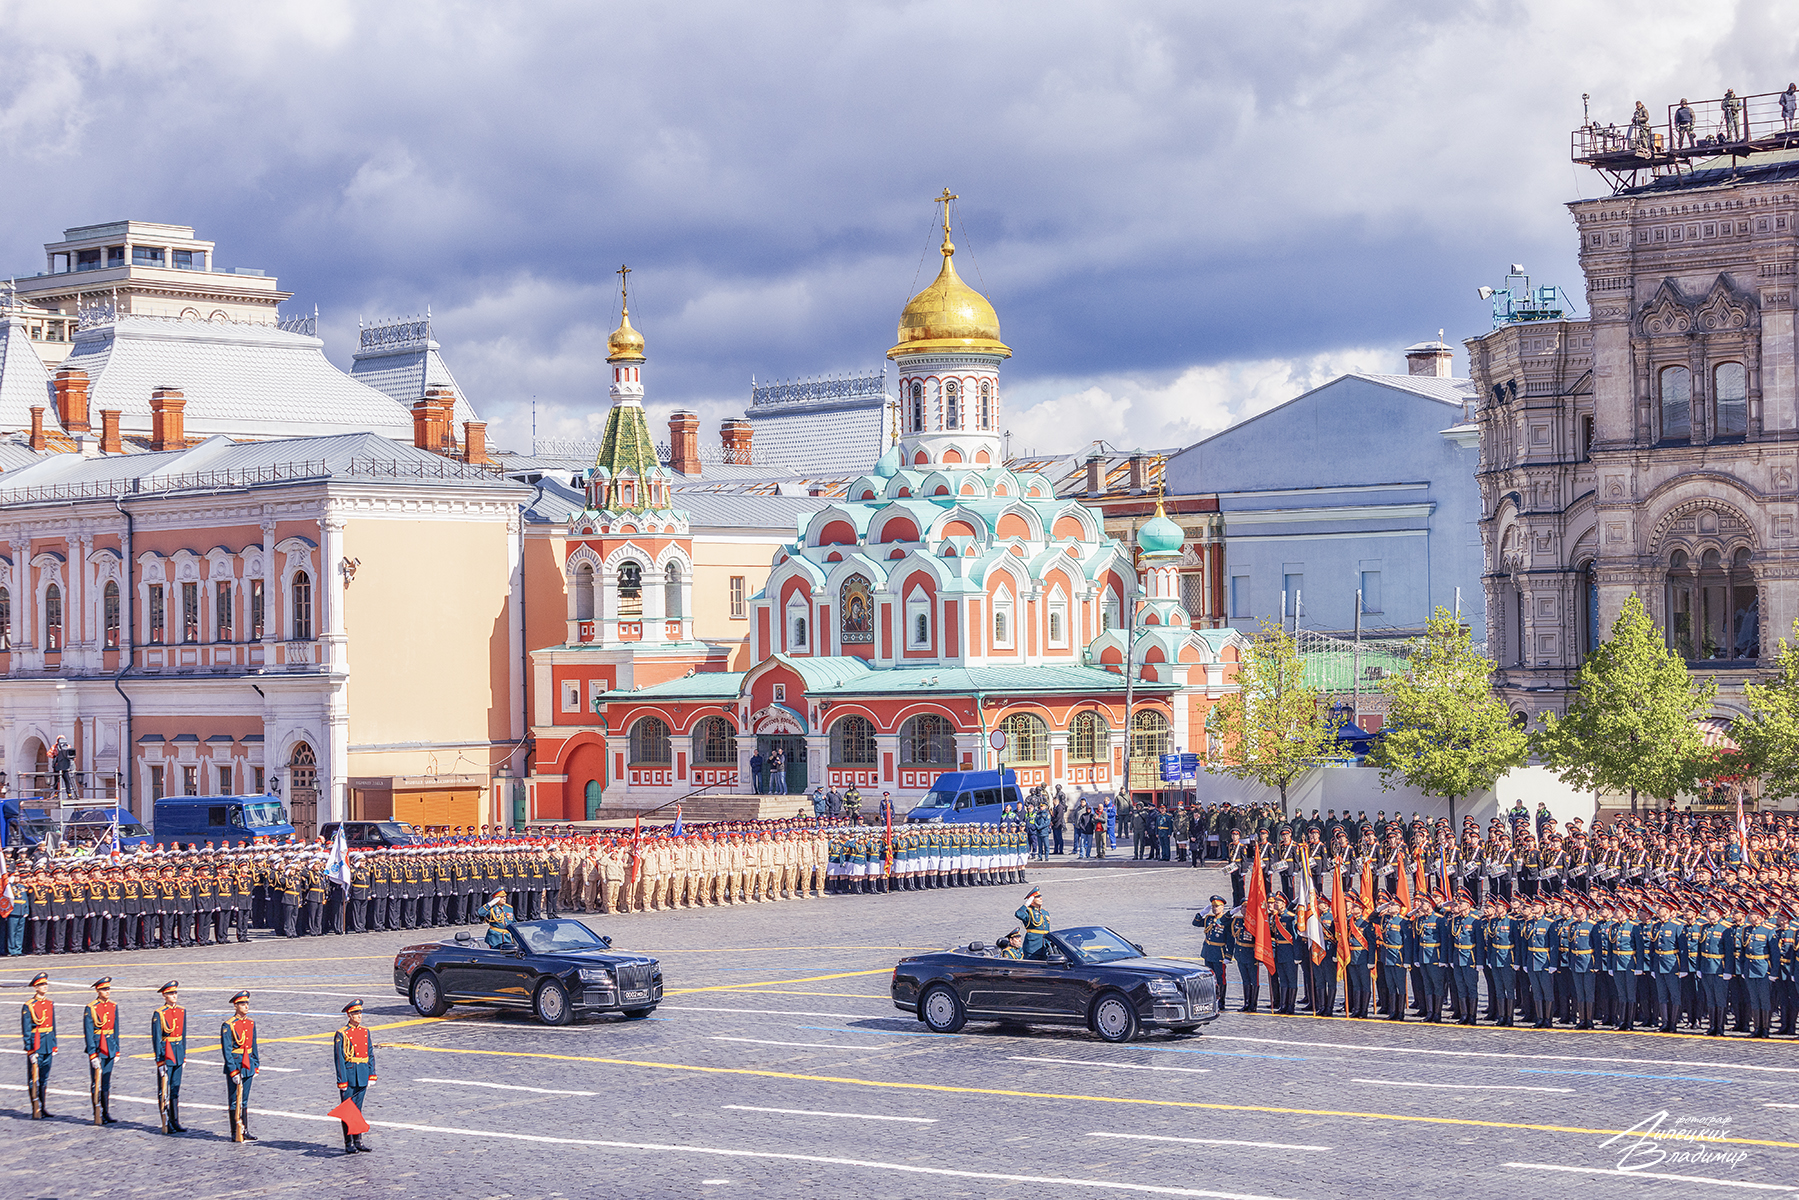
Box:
[521,476,827,533]
[60,315,414,441]
[0,315,51,431]
[350,336,479,426]
[747,403,886,474]
[0,437,47,472]
[1352,373,1477,406]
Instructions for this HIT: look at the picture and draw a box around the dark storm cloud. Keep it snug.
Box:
[0,0,1779,452]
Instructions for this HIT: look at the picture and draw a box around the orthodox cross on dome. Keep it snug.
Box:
[934,188,958,253]
[617,263,632,312]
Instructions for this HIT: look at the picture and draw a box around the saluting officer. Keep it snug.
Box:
[477,888,513,947]
[21,971,54,1118]
[1014,888,1050,960]
[222,989,260,1141]
[151,980,188,1134]
[334,999,376,1154]
[83,976,119,1124]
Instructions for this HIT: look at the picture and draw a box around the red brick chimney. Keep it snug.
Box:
[99,409,122,455]
[721,419,753,466]
[669,410,701,476]
[52,368,90,434]
[150,388,186,451]
[413,388,456,456]
[462,420,489,465]
[28,407,46,452]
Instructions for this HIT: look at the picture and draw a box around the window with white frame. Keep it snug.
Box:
[1101,586,1121,633]
[944,379,960,429]
[1047,587,1068,648]
[979,379,993,429]
[906,587,932,648]
[665,561,683,619]
[992,585,1014,648]
[574,563,596,620]
[729,576,746,619]
[562,680,581,713]
[786,593,809,649]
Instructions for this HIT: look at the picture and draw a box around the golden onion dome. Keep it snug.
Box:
[889,229,1010,360]
[607,307,645,364]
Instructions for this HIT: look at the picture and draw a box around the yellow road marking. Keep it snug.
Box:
[669,968,892,994]
[695,990,890,999]
[374,1042,1799,1150]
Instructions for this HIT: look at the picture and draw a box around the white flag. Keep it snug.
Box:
[326,825,352,889]
[1295,846,1327,964]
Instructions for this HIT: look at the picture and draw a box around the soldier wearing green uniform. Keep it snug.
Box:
[333,999,377,1154]
[83,977,119,1125]
[1015,888,1050,959]
[21,971,54,1119]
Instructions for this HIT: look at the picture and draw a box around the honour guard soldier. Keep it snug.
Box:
[21,971,54,1118]
[1229,903,1262,1013]
[334,999,376,1154]
[83,977,119,1124]
[1015,888,1050,959]
[151,980,188,1134]
[1197,895,1230,1012]
[222,990,260,1141]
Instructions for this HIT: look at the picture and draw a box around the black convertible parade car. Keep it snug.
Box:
[891,925,1218,1042]
[393,918,663,1025]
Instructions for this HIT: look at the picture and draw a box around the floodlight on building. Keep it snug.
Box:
[1510,264,1525,274]
[1477,286,1496,300]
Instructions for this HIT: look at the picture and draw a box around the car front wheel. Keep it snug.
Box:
[920,984,966,1034]
[1092,992,1140,1043]
[535,979,572,1026]
[411,971,449,1018]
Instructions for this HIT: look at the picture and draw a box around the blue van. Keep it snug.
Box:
[153,796,296,846]
[903,768,1024,824]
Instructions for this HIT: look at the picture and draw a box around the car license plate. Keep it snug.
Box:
[623,989,649,1002]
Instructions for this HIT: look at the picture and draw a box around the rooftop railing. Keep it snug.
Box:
[1573,88,1799,191]
[0,454,505,505]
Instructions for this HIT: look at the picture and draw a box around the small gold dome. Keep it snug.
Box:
[607,307,645,364]
[889,233,1010,360]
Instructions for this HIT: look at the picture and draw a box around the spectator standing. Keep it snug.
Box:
[749,751,765,795]
[1074,803,1094,859]
[1051,792,1067,856]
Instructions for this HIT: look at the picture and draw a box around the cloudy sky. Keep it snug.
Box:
[0,1,1783,458]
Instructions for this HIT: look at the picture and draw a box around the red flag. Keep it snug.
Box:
[328,1099,370,1135]
[1395,851,1411,909]
[1247,844,1273,975]
[1359,861,1374,913]
[1332,861,1351,972]
[1415,852,1429,902]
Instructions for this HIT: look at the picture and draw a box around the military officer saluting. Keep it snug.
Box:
[21,971,55,1119]
[222,989,260,1141]
[151,980,188,1134]
[1014,888,1050,960]
[333,999,377,1154]
[83,977,119,1125]
[476,888,513,947]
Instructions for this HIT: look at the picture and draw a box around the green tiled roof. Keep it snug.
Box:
[593,401,663,487]
[605,672,746,702]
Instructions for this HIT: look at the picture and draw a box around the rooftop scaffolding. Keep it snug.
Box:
[1573,87,1799,193]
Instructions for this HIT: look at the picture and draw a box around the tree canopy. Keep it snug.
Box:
[1734,620,1799,800]
[1206,620,1341,810]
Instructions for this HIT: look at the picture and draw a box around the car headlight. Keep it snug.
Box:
[578,968,615,986]
[1147,977,1182,997]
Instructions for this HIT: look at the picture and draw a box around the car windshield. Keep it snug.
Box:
[513,920,609,954]
[915,790,954,810]
[1053,926,1142,965]
[241,802,288,827]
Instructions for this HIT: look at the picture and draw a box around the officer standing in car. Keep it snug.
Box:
[1015,888,1050,959]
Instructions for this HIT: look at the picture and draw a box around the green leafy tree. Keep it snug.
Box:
[1735,621,1799,800]
[1207,620,1341,811]
[1535,594,1715,808]
[1367,608,1528,821]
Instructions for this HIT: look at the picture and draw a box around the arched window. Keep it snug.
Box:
[829,714,877,765]
[911,381,924,432]
[996,713,1048,764]
[992,585,1014,648]
[629,716,671,764]
[43,583,61,651]
[1101,587,1122,633]
[665,561,682,619]
[290,571,312,640]
[1070,711,1108,761]
[906,586,931,649]
[1660,365,1692,442]
[1578,562,1598,660]
[943,380,960,429]
[979,380,992,429]
[1047,587,1068,648]
[103,580,120,649]
[691,715,738,764]
[0,587,10,650]
[617,561,642,618]
[839,574,873,644]
[898,713,955,765]
[786,593,809,649]
[215,581,233,642]
[574,563,595,620]
[1714,362,1747,439]
[1129,709,1171,763]
[1666,546,1758,662]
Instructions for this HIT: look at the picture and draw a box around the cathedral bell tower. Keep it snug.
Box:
[886,190,1011,471]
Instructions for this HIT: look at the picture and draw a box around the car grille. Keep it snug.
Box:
[616,962,653,992]
[1182,973,1211,1013]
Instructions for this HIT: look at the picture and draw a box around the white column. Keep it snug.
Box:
[643,560,667,643]
[7,544,23,657]
[508,511,524,740]
[66,534,84,660]
[261,518,277,644]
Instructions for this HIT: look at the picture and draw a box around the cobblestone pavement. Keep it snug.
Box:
[5,863,1796,1199]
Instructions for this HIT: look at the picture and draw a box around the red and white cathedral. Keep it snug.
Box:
[530,210,1245,817]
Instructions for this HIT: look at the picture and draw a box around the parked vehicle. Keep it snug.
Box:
[890,924,1218,1043]
[320,820,423,848]
[904,768,1025,824]
[152,796,295,846]
[394,918,663,1025]
[2,799,151,851]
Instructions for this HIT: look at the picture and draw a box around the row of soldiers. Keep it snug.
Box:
[18,974,378,1154]
[1197,877,1799,1037]
[1225,808,1798,909]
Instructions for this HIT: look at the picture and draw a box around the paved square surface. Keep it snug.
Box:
[5,861,1796,1198]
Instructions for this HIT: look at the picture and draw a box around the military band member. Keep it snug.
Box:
[21,971,54,1118]
[222,989,260,1141]
[334,999,376,1154]
[83,976,118,1124]
[151,980,188,1134]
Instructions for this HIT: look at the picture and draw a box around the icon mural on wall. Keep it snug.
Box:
[841,574,873,644]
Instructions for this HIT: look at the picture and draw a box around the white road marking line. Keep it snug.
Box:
[722,1104,935,1123]
[1011,1056,1211,1075]
[709,1036,893,1050]
[1507,1162,1798,1191]
[257,1066,303,1073]
[417,1077,598,1097]
[1092,1133,1332,1153]
[1351,1078,1574,1093]
[1765,1103,1799,1109]
[1205,1034,1799,1075]
[662,1005,873,1019]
